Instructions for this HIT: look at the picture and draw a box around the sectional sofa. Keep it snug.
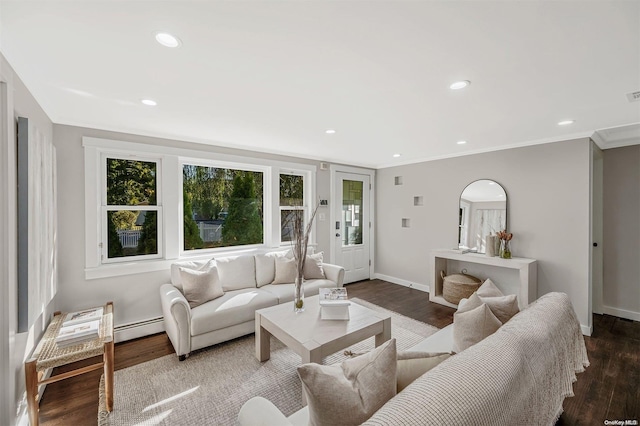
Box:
[238,292,589,425]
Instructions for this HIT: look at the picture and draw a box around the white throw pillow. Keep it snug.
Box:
[303,252,325,280]
[216,256,257,291]
[297,338,397,426]
[170,258,215,293]
[179,266,224,308]
[254,251,289,287]
[272,256,297,284]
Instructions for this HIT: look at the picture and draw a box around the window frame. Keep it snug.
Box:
[178,157,270,257]
[100,152,164,264]
[83,137,317,279]
[279,171,307,244]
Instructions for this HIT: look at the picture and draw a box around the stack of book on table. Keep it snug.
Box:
[319,288,350,320]
[55,307,103,348]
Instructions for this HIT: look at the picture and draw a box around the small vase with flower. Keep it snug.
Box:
[496,230,513,259]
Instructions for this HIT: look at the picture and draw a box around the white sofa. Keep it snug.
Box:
[238,292,589,425]
[159,252,345,360]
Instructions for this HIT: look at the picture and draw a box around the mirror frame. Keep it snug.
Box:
[458,179,507,253]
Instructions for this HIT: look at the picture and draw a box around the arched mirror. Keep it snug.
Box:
[458,180,507,253]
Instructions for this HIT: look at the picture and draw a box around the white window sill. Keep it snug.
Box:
[84,244,317,280]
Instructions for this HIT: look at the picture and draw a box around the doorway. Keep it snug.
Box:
[331,169,373,284]
[591,143,604,317]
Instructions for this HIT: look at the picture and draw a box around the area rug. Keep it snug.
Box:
[98,298,439,426]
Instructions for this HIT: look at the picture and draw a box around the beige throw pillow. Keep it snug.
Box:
[452,303,502,353]
[272,256,297,284]
[303,252,325,280]
[179,266,224,308]
[477,278,504,297]
[466,284,520,324]
[170,258,215,292]
[396,351,451,392]
[457,292,484,313]
[479,294,520,324]
[297,338,397,426]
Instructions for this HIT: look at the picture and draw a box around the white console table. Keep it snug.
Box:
[431,249,537,309]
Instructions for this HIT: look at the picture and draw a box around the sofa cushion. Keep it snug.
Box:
[303,252,325,280]
[170,259,214,292]
[272,256,297,284]
[297,338,397,426]
[216,255,257,291]
[254,250,289,287]
[260,279,337,304]
[179,266,224,308]
[396,351,451,392]
[190,288,278,336]
[452,303,501,353]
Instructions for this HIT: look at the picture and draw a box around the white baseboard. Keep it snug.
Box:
[581,324,592,336]
[16,368,52,426]
[602,305,640,322]
[373,273,429,293]
[114,317,165,343]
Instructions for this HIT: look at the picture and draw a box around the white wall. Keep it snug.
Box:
[375,138,592,332]
[0,53,55,426]
[53,124,356,330]
[603,145,640,321]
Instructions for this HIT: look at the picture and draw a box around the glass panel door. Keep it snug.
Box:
[342,180,363,247]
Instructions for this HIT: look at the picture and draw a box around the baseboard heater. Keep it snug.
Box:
[114,316,165,343]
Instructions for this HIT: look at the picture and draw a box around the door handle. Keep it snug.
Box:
[336,233,341,237]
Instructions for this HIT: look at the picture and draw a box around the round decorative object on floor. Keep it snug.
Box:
[441,270,482,304]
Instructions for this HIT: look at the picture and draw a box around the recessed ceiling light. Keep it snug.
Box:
[558,120,575,126]
[155,32,181,48]
[141,99,157,106]
[450,80,470,90]
[325,129,336,134]
[393,153,401,158]
[456,140,467,145]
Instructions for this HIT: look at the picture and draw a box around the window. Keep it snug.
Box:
[279,173,305,242]
[342,179,363,245]
[182,164,263,250]
[84,137,317,279]
[103,157,162,261]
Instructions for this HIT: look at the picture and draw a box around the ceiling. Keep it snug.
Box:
[1,1,639,169]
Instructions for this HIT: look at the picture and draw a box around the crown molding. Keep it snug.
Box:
[592,123,640,150]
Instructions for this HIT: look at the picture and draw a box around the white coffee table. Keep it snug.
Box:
[255,295,391,364]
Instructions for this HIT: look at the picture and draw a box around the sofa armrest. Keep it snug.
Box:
[322,263,345,287]
[238,396,294,426]
[159,283,192,357]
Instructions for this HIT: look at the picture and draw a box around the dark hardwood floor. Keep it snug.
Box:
[38,279,639,425]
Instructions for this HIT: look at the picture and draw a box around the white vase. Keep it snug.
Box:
[486,235,496,257]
